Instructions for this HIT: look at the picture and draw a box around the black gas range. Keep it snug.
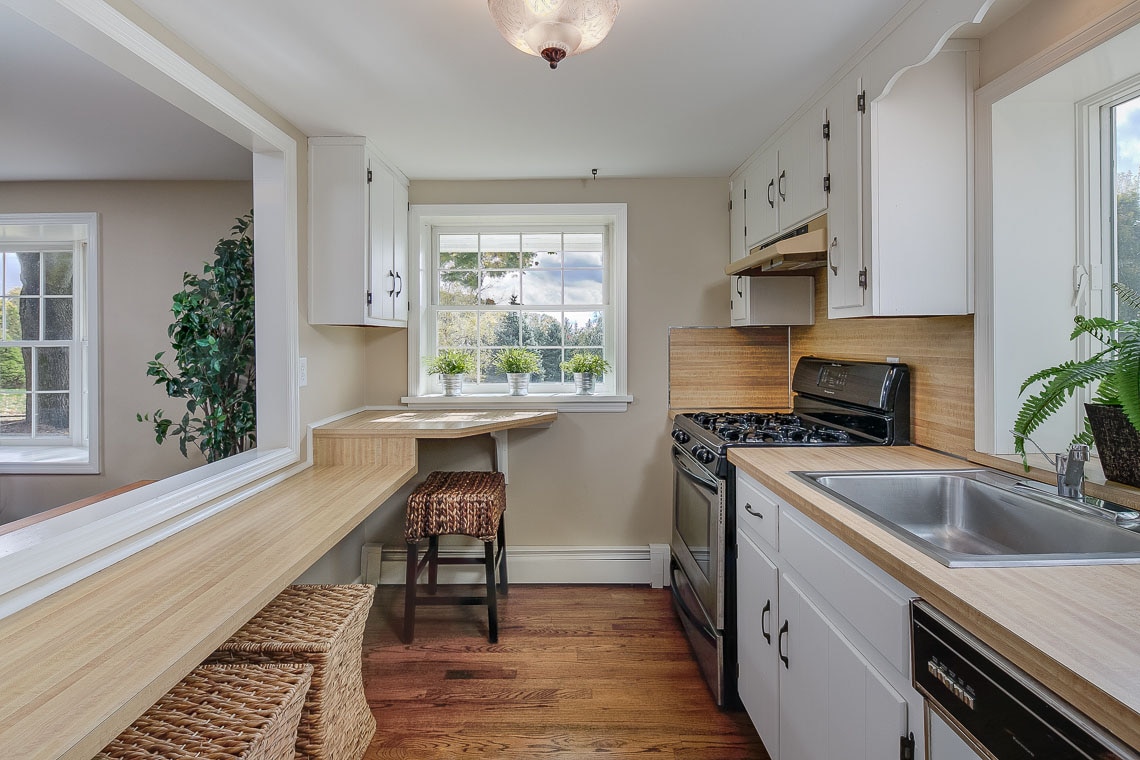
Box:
[671,357,910,479]
[669,356,910,707]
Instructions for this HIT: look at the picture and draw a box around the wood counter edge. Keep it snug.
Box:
[728,446,1140,753]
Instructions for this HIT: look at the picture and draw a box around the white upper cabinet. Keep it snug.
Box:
[869,44,977,317]
[741,110,829,253]
[730,177,747,263]
[824,66,868,317]
[309,136,410,327]
[743,150,780,250]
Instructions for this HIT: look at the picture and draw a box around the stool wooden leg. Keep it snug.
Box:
[497,516,508,595]
[404,541,419,644]
[484,540,498,644]
[427,535,440,595]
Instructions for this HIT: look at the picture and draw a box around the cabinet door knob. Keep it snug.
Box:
[829,237,839,276]
[767,179,775,209]
[778,620,790,669]
[744,502,763,519]
[386,269,396,297]
[778,170,787,202]
[761,599,772,644]
[394,271,403,298]
[736,276,744,298]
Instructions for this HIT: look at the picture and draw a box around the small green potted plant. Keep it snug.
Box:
[492,347,542,396]
[560,353,611,396]
[424,349,476,397]
[1013,282,1140,486]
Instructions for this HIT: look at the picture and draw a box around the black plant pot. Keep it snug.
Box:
[1084,403,1140,488]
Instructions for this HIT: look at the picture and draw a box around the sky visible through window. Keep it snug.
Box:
[1115,95,1140,320]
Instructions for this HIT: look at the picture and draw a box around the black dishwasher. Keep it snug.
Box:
[912,601,1139,760]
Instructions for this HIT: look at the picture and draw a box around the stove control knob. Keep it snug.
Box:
[672,429,690,444]
[693,446,715,465]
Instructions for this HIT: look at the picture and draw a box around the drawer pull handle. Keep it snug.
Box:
[761,599,772,644]
[744,502,763,519]
[778,620,789,669]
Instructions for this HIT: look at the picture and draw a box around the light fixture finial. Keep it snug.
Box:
[488,0,620,70]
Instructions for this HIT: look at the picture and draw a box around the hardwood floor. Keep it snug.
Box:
[363,585,770,759]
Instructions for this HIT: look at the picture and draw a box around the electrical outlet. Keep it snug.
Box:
[298,357,308,387]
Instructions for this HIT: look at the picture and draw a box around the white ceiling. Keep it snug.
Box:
[127,0,928,180]
[2,0,1031,183]
[0,3,251,182]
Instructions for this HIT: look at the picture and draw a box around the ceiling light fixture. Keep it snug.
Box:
[487,0,620,70]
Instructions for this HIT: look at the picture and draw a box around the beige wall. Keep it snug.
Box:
[979,0,1137,86]
[0,181,252,522]
[301,178,729,581]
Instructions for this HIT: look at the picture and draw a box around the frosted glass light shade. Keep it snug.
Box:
[488,0,620,69]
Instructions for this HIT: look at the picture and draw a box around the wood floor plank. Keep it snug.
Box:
[363,585,770,759]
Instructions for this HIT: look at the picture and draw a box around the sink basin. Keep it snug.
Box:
[795,469,1140,567]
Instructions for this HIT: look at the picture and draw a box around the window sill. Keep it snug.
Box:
[0,445,96,474]
[401,393,633,413]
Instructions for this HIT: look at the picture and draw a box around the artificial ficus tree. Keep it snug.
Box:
[138,212,256,462]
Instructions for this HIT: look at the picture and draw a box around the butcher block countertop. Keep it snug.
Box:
[0,462,417,760]
[315,409,558,438]
[729,445,1140,752]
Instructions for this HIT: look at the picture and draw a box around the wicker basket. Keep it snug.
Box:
[96,664,312,760]
[208,585,376,760]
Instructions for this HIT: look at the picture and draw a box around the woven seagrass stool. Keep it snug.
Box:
[207,584,376,760]
[96,664,312,760]
[404,470,508,644]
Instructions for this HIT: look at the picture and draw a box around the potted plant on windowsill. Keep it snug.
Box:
[560,353,611,396]
[1013,282,1140,487]
[424,349,476,397]
[492,347,542,396]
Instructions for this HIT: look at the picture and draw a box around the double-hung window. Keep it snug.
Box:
[0,213,98,472]
[407,204,628,408]
[1106,90,1140,319]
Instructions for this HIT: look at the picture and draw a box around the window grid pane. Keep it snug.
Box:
[0,246,78,443]
[433,228,609,386]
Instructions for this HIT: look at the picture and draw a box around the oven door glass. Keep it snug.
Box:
[671,445,723,624]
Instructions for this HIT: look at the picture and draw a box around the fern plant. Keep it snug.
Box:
[1013,282,1140,464]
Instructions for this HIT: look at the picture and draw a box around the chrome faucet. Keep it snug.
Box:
[1009,431,1089,499]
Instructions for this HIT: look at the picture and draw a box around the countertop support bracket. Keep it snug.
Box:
[491,430,509,484]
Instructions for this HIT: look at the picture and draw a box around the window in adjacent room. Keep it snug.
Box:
[408,204,628,405]
[0,213,98,472]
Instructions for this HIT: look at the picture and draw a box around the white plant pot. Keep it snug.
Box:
[506,373,531,396]
[573,372,596,395]
[440,374,464,397]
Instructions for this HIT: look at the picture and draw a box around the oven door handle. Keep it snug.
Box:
[670,562,718,642]
[672,446,719,492]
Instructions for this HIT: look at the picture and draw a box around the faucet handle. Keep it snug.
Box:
[1068,443,1090,462]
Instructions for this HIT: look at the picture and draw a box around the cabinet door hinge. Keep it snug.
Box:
[823,119,831,140]
[729,199,733,211]
[743,187,747,200]
[858,267,868,289]
[900,733,915,760]
[857,90,866,114]
[744,225,747,238]
[366,168,373,183]
[823,174,831,194]
[366,290,373,306]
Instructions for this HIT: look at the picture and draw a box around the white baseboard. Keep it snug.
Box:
[377,545,664,586]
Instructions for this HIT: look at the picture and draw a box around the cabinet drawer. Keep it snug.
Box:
[778,506,913,673]
[737,473,778,550]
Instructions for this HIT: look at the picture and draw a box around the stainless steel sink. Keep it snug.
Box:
[794,469,1140,567]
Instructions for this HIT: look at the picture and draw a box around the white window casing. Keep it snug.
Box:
[404,204,631,412]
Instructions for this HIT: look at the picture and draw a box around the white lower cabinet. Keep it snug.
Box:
[738,531,780,752]
[737,471,920,760]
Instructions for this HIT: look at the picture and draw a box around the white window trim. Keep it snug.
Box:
[404,203,631,412]
[0,212,100,474]
[0,0,301,620]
